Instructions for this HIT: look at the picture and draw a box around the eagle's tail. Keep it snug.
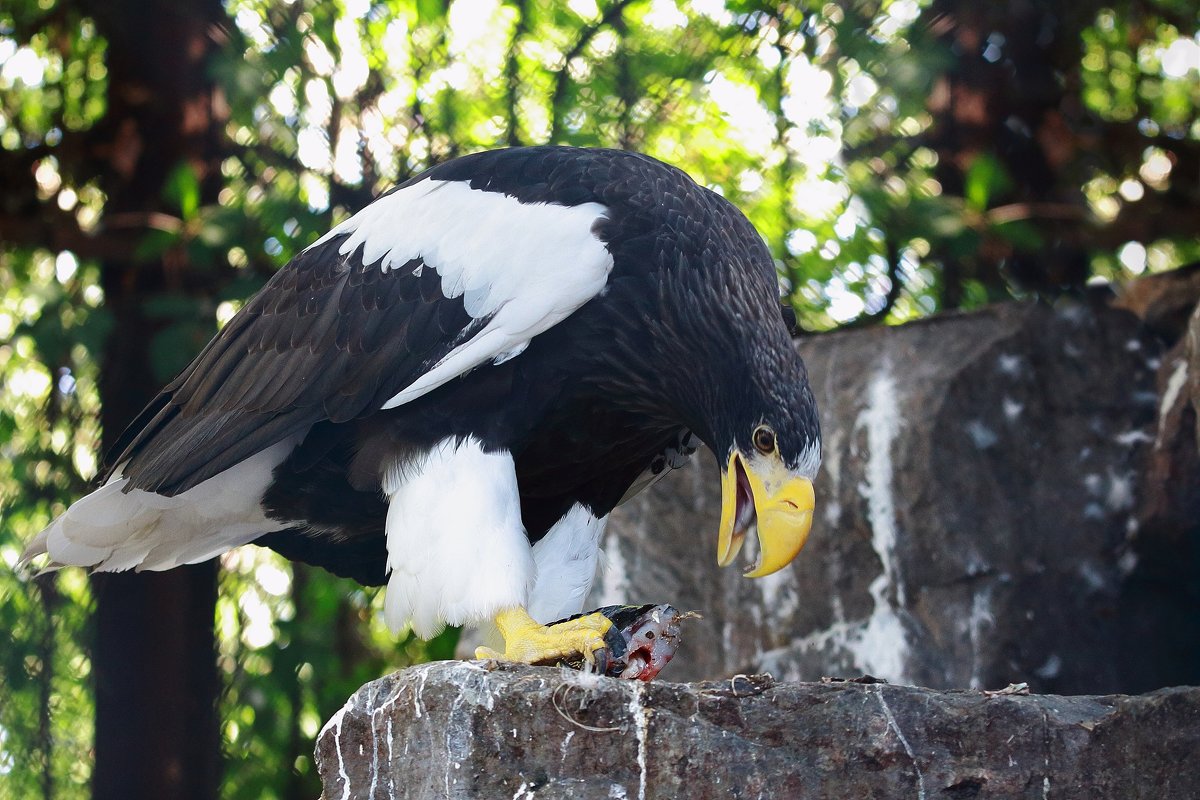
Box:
[20,438,299,574]
[21,478,173,572]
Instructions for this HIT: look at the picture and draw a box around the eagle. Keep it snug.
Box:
[25,146,821,665]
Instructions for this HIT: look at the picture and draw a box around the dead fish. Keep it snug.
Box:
[538,604,695,681]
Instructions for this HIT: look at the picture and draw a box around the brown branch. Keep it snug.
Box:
[103,210,183,233]
[0,204,138,261]
[985,202,1089,226]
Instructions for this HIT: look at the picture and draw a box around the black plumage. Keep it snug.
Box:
[43,145,820,609]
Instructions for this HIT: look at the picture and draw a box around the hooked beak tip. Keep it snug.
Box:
[717,450,815,577]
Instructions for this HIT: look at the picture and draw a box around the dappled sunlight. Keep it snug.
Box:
[0,0,1197,795]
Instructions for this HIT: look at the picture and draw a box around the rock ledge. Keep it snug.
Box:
[316,661,1200,799]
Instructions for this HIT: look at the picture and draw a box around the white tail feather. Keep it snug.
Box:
[22,438,299,573]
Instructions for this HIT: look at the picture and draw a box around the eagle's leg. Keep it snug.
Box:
[475,606,612,664]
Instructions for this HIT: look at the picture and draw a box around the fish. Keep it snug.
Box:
[538,604,696,681]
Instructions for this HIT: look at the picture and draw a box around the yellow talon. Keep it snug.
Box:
[474,607,612,664]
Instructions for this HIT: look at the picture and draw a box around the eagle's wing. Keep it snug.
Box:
[113,177,613,495]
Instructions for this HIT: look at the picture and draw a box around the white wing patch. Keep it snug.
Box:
[307,179,614,410]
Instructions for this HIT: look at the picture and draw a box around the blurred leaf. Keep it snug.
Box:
[165,162,202,220]
[149,319,211,381]
[964,154,1012,212]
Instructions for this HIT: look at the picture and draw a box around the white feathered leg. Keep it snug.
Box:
[381,436,534,637]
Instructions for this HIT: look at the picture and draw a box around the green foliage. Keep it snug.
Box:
[0,248,103,800]
[0,0,1197,797]
[217,554,458,798]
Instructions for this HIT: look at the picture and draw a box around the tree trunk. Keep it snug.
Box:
[90,569,221,800]
[82,1,229,797]
[923,0,1101,303]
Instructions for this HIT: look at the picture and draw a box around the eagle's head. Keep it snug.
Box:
[599,161,823,579]
[711,329,820,578]
[659,181,820,579]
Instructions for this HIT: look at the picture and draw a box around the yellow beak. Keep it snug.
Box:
[716,450,815,577]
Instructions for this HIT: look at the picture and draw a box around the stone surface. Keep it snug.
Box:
[1111,262,1200,345]
[1124,302,1200,692]
[589,301,1200,693]
[316,661,1200,800]
[1190,303,1200,450]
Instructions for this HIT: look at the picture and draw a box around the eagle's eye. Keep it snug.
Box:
[753,425,776,455]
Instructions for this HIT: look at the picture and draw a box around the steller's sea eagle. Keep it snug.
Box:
[24,146,821,664]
